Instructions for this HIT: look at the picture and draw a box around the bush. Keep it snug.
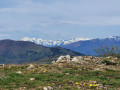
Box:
[94,46,120,58]
[102,60,116,65]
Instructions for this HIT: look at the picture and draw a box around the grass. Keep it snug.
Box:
[0,58,120,89]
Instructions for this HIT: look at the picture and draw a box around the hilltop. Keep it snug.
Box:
[0,55,120,89]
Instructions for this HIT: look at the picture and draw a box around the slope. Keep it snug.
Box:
[0,40,83,64]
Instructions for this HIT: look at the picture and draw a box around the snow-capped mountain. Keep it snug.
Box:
[107,36,120,40]
[22,36,120,55]
[62,36,120,55]
[22,37,90,46]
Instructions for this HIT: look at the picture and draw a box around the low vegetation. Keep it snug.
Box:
[0,56,120,90]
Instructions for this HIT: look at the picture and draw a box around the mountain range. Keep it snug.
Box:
[0,40,83,64]
[0,36,120,64]
[22,36,120,55]
[22,37,90,46]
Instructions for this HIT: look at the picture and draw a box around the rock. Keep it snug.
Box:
[71,57,79,62]
[98,84,104,88]
[19,87,26,90]
[56,55,71,63]
[8,66,11,68]
[114,57,118,60]
[51,61,56,64]
[106,56,112,59]
[71,57,84,63]
[0,64,5,67]
[77,56,84,60]
[16,71,22,74]
[43,86,53,90]
[27,64,35,69]
[66,55,71,59]
[30,78,35,81]
[94,68,103,71]
[66,73,70,75]
[84,56,93,60]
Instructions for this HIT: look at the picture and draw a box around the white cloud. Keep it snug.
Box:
[0,0,120,28]
[0,0,120,39]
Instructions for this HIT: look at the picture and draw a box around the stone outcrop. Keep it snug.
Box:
[54,55,120,72]
[56,55,95,63]
[71,57,84,63]
[56,55,71,63]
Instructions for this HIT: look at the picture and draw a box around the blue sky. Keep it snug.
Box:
[0,0,120,40]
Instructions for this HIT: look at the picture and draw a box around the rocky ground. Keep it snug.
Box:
[0,55,120,90]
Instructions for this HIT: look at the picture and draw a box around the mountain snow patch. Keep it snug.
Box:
[22,37,90,46]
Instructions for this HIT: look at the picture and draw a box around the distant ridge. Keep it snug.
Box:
[0,40,83,64]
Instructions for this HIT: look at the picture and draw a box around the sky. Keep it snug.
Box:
[0,0,120,40]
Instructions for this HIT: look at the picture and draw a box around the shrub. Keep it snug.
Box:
[102,60,116,65]
[94,46,120,58]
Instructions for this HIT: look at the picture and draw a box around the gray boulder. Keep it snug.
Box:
[43,86,53,90]
[56,55,71,63]
[71,57,84,63]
